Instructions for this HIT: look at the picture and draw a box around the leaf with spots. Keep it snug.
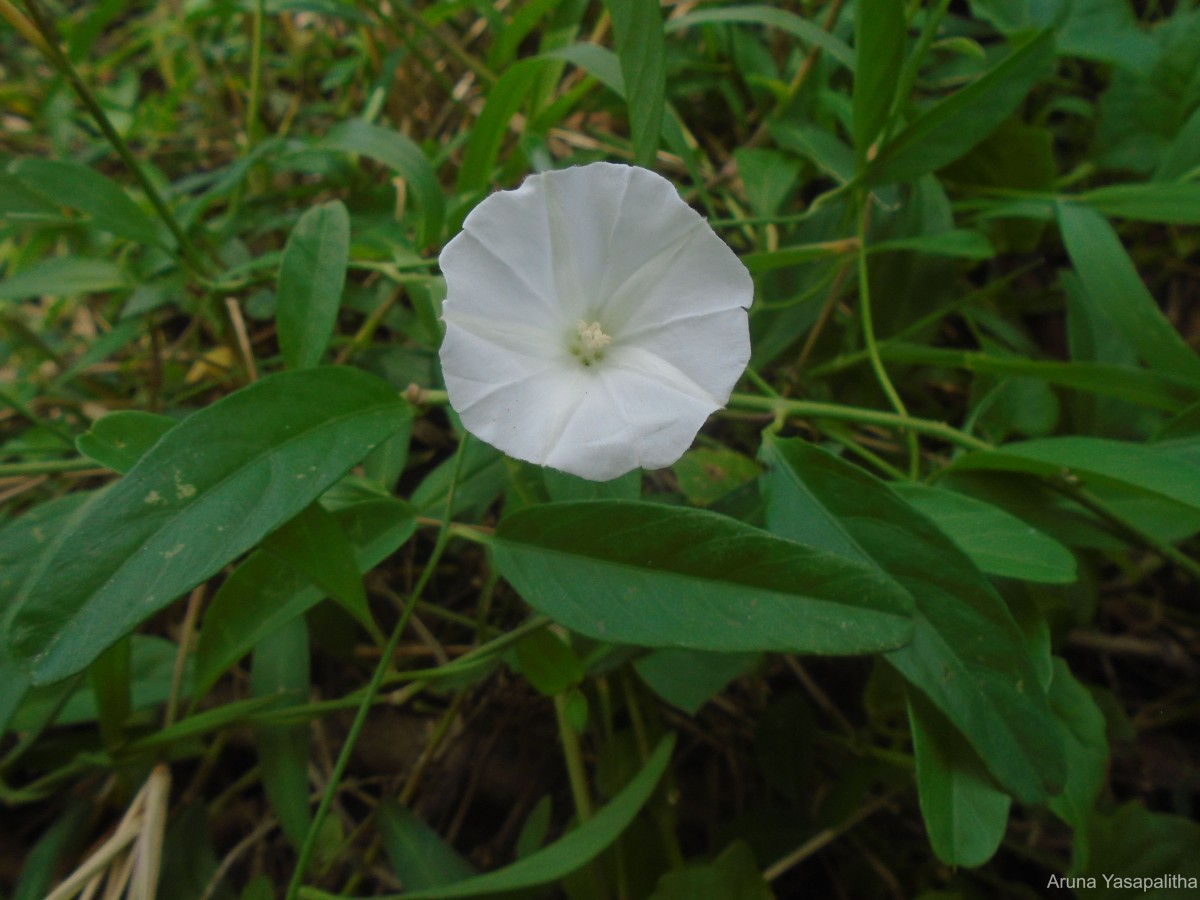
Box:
[6,368,410,685]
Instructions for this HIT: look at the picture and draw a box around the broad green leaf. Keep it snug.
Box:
[319,120,443,247]
[0,257,128,301]
[12,805,90,900]
[734,149,802,218]
[759,435,1065,803]
[544,467,640,502]
[1046,659,1107,833]
[853,0,905,160]
[664,5,855,70]
[891,483,1076,583]
[8,367,409,685]
[252,616,312,850]
[457,61,542,196]
[378,800,476,890]
[77,411,176,473]
[513,628,583,696]
[950,436,1200,515]
[606,0,666,167]
[866,30,1055,186]
[0,492,98,735]
[277,201,350,370]
[1079,182,1200,225]
[12,158,164,247]
[1057,201,1200,384]
[648,840,773,900]
[262,502,373,632]
[343,734,675,899]
[908,690,1010,867]
[1076,803,1200,890]
[0,171,68,222]
[194,498,416,699]
[770,122,857,184]
[493,501,914,655]
[670,448,758,508]
[412,438,506,518]
[634,648,759,715]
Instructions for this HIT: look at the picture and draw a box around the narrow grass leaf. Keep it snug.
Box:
[319,120,443,247]
[493,501,914,655]
[456,61,542,196]
[277,201,350,370]
[853,0,906,161]
[759,435,1065,802]
[8,367,409,685]
[1079,182,1200,225]
[866,30,1055,186]
[869,229,996,259]
[664,5,855,70]
[12,159,165,247]
[1057,201,1200,384]
[354,735,675,899]
[0,257,127,301]
[891,483,1076,583]
[605,0,667,167]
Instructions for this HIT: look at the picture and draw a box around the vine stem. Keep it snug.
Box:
[284,433,472,899]
[19,0,213,278]
[854,194,920,478]
[726,393,994,453]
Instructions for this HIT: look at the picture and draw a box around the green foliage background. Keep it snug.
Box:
[2,0,1199,897]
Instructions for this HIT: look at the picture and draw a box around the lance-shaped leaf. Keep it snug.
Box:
[758,435,1065,803]
[8,367,409,685]
[493,501,914,655]
[276,201,350,371]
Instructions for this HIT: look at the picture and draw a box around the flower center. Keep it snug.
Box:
[572,320,612,366]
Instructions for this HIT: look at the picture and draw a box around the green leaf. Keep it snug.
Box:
[950,436,1200,514]
[670,448,759,508]
[513,627,584,696]
[194,498,416,699]
[1076,803,1200,891]
[1046,659,1108,833]
[606,0,667,167]
[12,158,165,247]
[8,367,409,685]
[869,229,996,259]
[853,0,906,161]
[262,502,373,633]
[664,5,855,70]
[12,804,91,900]
[319,120,443,247]
[349,734,675,899]
[908,690,1011,867]
[378,800,476,890]
[634,648,759,715]
[277,201,350,370]
[758,435,1065,803]
[1056,201,1200,384]
[1155,104,1200,182]
[251,615,312,850]
[0,257,128,301]
[866,30,1055,186]
[648,840,773,900]
[0,171,70,223]
[457,61,542,196]
[1079,182,1200,225]
[890,483,1077,583]
[493,501,914,655]
[76,411,176,473]
[544,467,640,502]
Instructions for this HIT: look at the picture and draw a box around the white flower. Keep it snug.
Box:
[438,162,753,481]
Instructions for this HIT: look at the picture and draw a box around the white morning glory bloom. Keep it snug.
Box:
[438,162,752,481]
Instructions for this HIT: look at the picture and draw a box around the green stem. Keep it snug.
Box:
[246,0,266,148]
[0,457,103,477]
[284,434,472,900]
[554,692,594,824]
[20,0,214,278]
[726,393,994,453]
[855,195,919,477]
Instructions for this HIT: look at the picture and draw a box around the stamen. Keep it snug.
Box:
[575,320,611,365]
